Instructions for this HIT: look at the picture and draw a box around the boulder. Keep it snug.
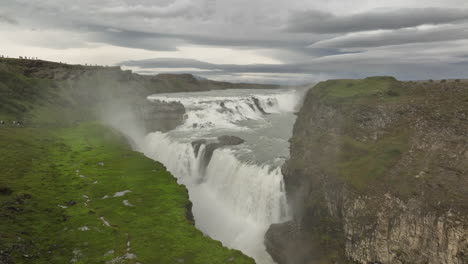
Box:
[217,135,245,146]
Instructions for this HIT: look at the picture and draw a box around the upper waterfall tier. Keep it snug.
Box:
[148,89,303,130]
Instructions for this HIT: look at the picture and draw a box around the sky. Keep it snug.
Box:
[1,0,468,84]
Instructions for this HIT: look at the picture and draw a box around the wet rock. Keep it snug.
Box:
[191,136,245,177]
[0,186,13,196]
[252,97,267,114]
[204,136,245,165]
[15,193,32,204]
[217,135,245,146]
[66,200,77,206]
[7,206,21,212]
[136,100,186,133]
[21,193,32,199]
[185,201,195,224]
[191,139,207,157]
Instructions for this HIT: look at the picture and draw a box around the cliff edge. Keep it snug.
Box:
[266,77,468,264]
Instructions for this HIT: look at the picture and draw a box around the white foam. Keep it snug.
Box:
[148,89,301,130]
[142,132,289,263]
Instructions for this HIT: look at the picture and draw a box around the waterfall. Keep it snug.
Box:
[138,88,304,263]
[147,89,301,130]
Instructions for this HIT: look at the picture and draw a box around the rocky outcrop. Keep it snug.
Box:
[266,77,468,264]
[218,135,245,146]
[136,100,186,133]
[191,136,245,180]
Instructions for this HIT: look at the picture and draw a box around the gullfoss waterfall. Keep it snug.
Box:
[138,89,304,263]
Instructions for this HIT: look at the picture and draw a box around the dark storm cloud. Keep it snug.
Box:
[287,8,468,33]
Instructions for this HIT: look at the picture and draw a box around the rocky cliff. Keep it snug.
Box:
[266,77,468,264]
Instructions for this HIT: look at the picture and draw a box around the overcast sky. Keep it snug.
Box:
[1,0,468,84]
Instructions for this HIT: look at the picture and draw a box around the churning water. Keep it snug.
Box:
[138,88,305,263]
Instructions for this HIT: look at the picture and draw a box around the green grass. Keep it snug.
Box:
[298,76,411,191]
[311,76,403,104]
[0,69,75,123]
[0,123,254,263]
[335,130,409,190]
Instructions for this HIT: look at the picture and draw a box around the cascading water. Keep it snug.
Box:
[137,88,305,264]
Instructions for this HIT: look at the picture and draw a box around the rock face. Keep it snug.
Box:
[266,77,468,264]
[136,100,186,133]
[217,135,245,146]
[191,136,245,180]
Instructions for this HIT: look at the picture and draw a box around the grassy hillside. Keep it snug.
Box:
[0,59,255,263]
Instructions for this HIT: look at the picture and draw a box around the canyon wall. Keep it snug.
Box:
[266,77,468,264]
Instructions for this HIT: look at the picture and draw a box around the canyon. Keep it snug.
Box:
[1,58,467,264]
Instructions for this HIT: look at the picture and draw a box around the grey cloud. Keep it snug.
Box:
[0,0,317,52]
[3,0,468,84]
[0,14,18,24]
[81,24,315,51]
[100,2,192,18]
[288,8,468,33]
[121,58,216,69]
[88,29,182,51]
[0,1,315,53]
[310,25,468,49]
[98,0,216,19]
[120,58,313,74]
[119,40,468,82]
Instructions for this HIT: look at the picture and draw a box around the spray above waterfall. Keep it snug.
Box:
[140,88,306,264]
